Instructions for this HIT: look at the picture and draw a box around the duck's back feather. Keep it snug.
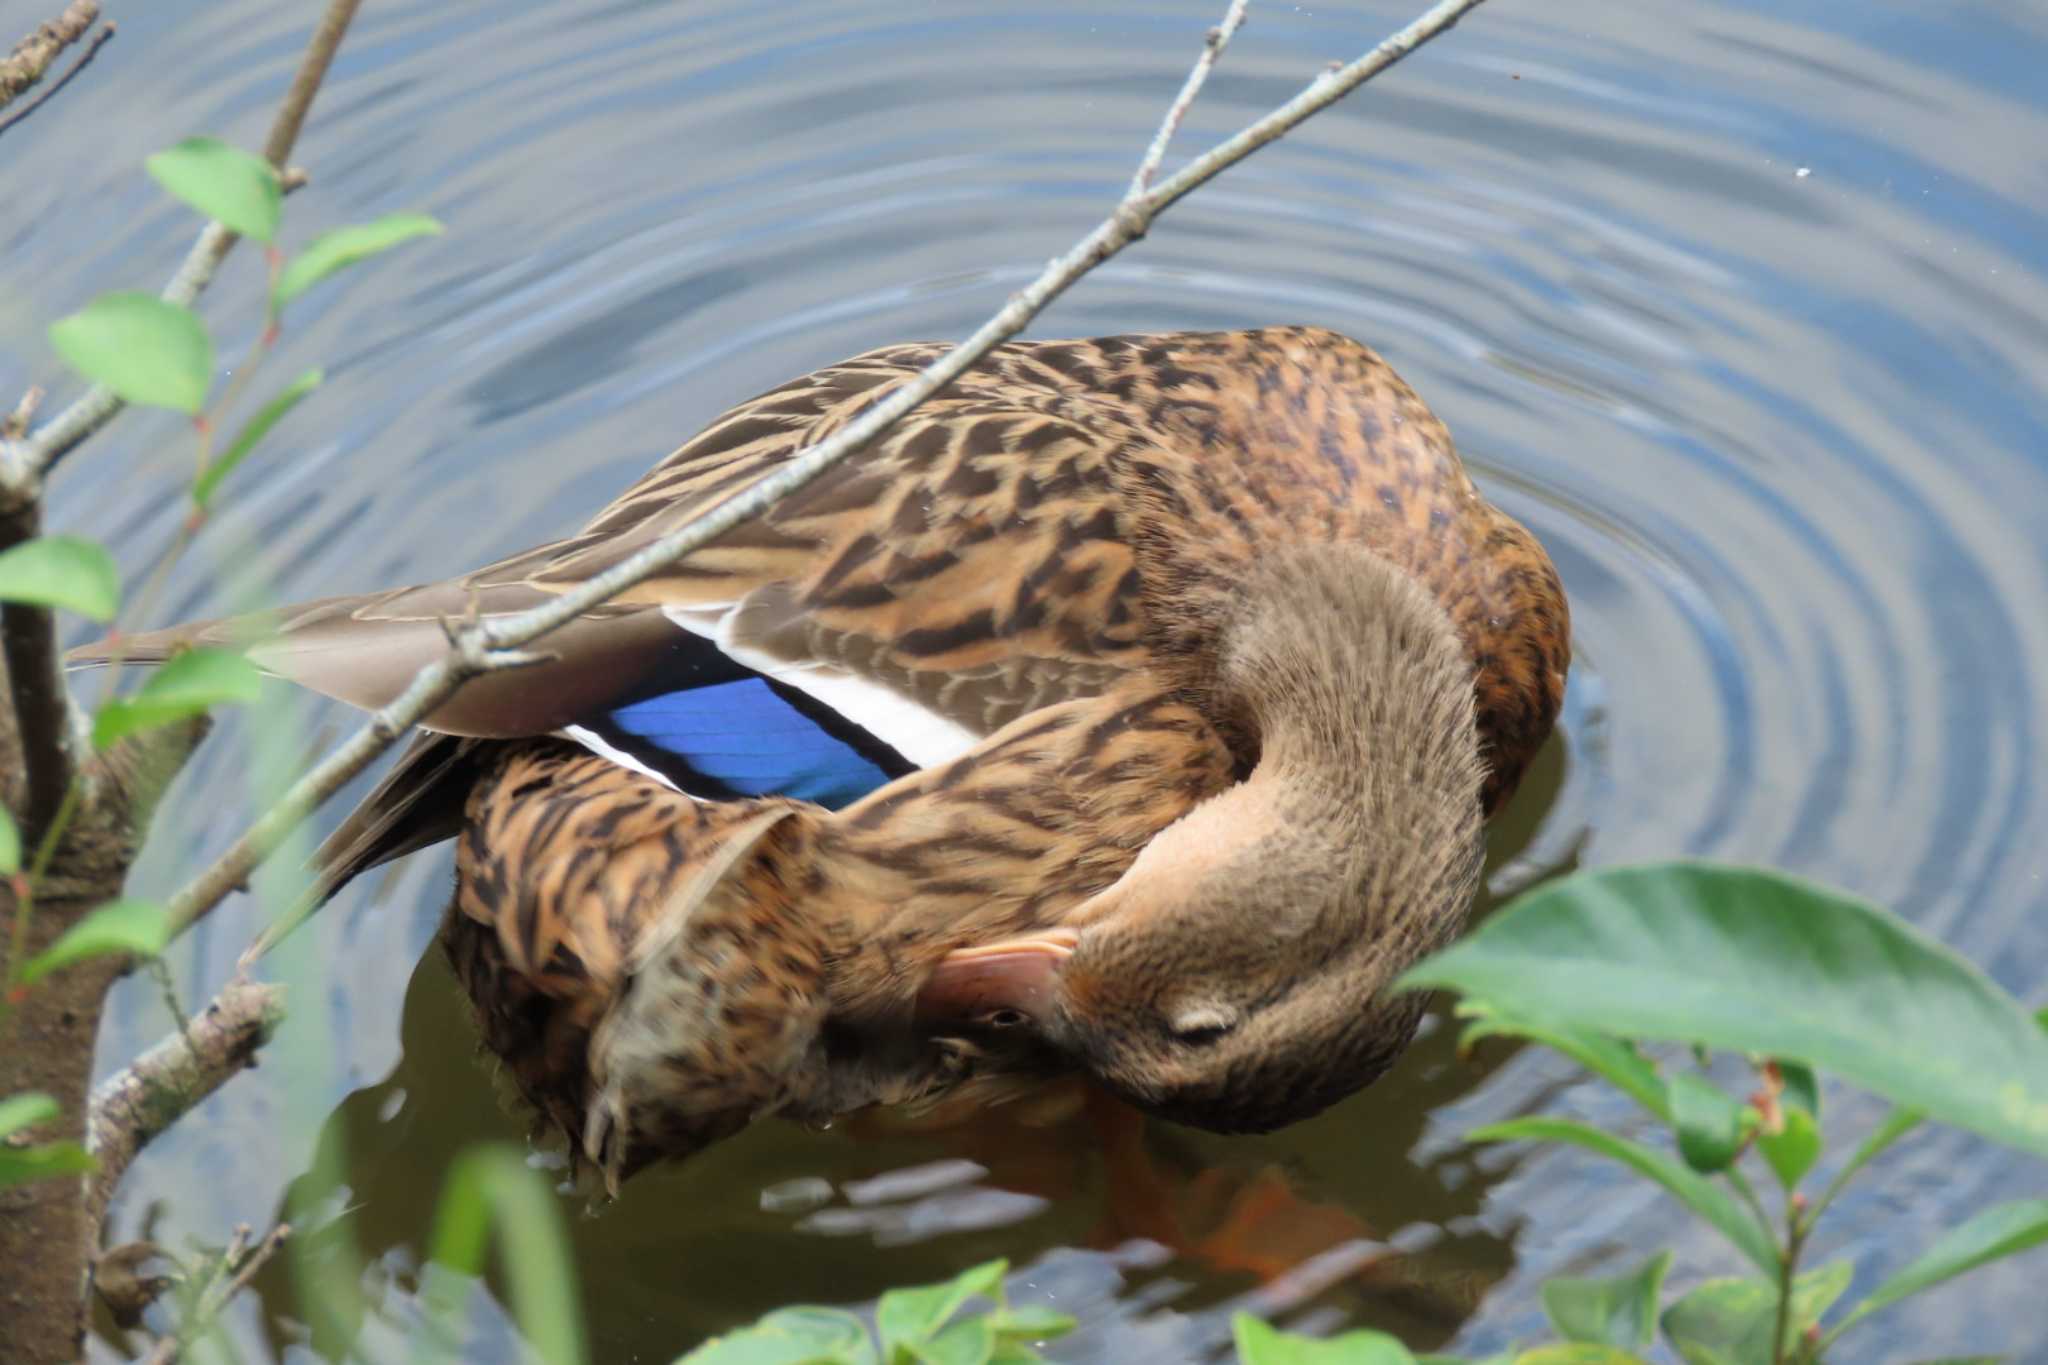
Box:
[77,327,1569,899]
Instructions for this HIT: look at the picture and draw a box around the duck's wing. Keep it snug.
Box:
[72,339,1165,784]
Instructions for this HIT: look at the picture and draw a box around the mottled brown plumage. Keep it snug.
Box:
[75,327,1569,1187]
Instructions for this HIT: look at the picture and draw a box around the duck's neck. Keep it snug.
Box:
[1157,542,1488,964]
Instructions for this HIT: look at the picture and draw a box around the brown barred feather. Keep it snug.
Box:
[76,328,1569,1184]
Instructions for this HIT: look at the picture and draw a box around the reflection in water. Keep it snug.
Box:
[8,0,2045,1360]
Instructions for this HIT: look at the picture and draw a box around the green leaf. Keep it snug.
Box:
[1758,1104,1821,1192]
[1829,1199,2048,1343]
[876,1261,1005,1358]
[678,1328,864,1365]
[1776,1061,1820,1117]
[0,805,18,876]
[1669,1073,1748,1173]
[1466,1117,1778,1274]
[146,136,281,242]
[1230,1314,1417,1364]
[16,898,169,985]
[752,1307,874,1363]
[1457,1002,1671,1120]
[48,292,213,414]
[274,213,444,309]
[986,1306,1075,1347]
[0,1092,58,1138]
[915,1316,995,1365]
[0,1138,97,1190]
[0,535,119,621]
[194,367,322,507]
[94,647,262,748]
[1541,1250,1671,1348]
[1398,861,2048,1159]
[1659,1263,1850,1365]
[422,1144,586,1365]
[676,1306,875,1364]
[1511,1350,1654,1365]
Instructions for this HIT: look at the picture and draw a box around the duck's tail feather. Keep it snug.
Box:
[242,732,492,964]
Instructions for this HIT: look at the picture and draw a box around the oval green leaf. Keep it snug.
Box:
[1398,861,2048,1159]
[0,535,119,621]
[0,1092,59,1138]
[146,136,281,242]
[0,1138,98,1190]
[1828,1199,2048,1344]
[677,1324,866,1365]
[1467,1117,1778,1273]
[878,1260,1005,1357]
[1659,1263,1849,1365]
[16,898,170,985]
[48,292,213,414]
[93,646,262,749]
[194,367,322,507]
[677,1305,876,1365]
[1541,1250,1671,1349]
[1776,1060,1820,1117]
[1231,1314,1417,1364]
[1669,1073,1748,1174]
[1758,1105,1821,1192]
[0,805,19,877]
[988,1305,1075,1348]
[273,213,444,310]
[916,1315,995,1365]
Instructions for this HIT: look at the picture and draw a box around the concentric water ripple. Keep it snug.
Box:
[5,0,2045,1359]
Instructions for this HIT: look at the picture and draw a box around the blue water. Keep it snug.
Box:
[5,0,2046,1359]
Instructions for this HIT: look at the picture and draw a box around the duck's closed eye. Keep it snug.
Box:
[1167,1003,1241,1043]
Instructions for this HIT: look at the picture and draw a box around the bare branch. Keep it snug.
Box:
[86,978,286,1230]
[0,18,112,140]
[137,1222,290,1365]
[165,0,1496,954]
[2,387,41,440]
[1129,0,1250,197]
[0,0,357,493]
[0,0,97,111]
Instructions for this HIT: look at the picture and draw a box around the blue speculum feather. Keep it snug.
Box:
[599,676,911,809]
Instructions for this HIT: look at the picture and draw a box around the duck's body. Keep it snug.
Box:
[83,327,1568,1185]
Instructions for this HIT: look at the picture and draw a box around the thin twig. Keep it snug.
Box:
[0,19,112,140]
[170,0,1495,955]
[85,977,287,1230]
[1129,0,1250,196]
[139,1221,291,1365]
[0,0,357,494]
[2,387,41,440]
[0,0,97,111]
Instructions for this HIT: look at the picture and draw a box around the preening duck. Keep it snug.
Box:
[76,326,1569,1187]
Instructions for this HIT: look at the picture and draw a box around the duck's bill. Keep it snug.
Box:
[915,929,1078,1028]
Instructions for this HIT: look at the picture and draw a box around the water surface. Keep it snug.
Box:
[5,0,2047,1359]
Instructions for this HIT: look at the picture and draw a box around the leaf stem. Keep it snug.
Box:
[1773,1196,1809,1365]
[1806,1107,1922,1230]
[1724,1162,1781,1263]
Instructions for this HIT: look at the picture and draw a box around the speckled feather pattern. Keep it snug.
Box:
[428,327,1568,1179]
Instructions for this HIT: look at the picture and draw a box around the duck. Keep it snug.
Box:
[75,326,1569,1187]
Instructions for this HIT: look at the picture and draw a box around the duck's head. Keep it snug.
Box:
[918,543,1493,1132]
[916,772,1483,1131]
